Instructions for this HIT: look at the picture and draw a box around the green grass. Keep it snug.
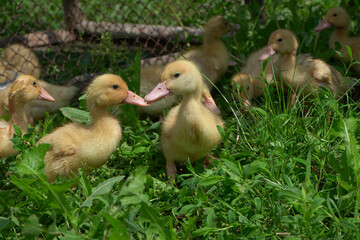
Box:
[1,0,360,239]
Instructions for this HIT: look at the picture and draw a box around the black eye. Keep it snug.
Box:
[247,86,250,90]
[224,21,228,26]
[112,84,119,90]
[32,81,37,86]
[173,72,180,78]
[278,38,282,42]
[333,13,337,17]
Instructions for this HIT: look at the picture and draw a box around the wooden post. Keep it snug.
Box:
[62,0,85,30]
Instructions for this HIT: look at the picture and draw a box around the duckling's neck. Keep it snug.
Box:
[332,26,349,42]
[9,96,28,131]
[279,50,297,71]
[89,106,115,126]
[204,31,221,45]
[180,87,203,110]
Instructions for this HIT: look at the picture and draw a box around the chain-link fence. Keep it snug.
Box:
[1,0,242,84]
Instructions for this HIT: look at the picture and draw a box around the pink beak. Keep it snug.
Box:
[259,45,276,61]
[144,81,170,103]
[315,18,332,32]
[124,90,150,106]
[242,97,251,110]
[38,86,55,102]
[203,95,221,115]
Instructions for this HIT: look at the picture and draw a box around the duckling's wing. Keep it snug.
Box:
[38,124,81,163]
[311,59,343,94]
[348,37,360,55]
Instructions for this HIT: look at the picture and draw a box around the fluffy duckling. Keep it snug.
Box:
[232,73,259,108]
[0,75,54,158]
[259,29,349,105]
[138,64,178,116]
[38,74,149,182]
[316,6,360,72]
[231,44,281,108]
[1,44,41,82]
[0,77,78,120]
[144,60,224,182]
[140,65,221,116]
[181,15,240,89]
[0,44,81,121]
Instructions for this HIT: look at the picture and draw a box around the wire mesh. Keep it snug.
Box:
[1,0,241,83]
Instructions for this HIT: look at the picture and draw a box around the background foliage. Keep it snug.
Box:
[1,0,360,239]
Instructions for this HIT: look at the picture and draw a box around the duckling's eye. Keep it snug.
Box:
[224,21,228,26]
[32,81,37,87]
[112,84,119,90]
[173,72,181,78]
[277,38,283,42]
[247,86,250,90]
[333,13,337,17]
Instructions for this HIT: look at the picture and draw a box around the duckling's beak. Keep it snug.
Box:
[203,95,221,115]
[230,23,240,32]
[315,18,332,32]
[124,90,150,106]
[144,81,170,103]
[259,45,276,61]
[225,23,240,37]
[38,86,55,102]
[241,97,251,110]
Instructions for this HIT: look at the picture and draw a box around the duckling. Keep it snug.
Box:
[316,6,360,73]
[0,44,82,121]
[181,15,240,90]
[259,29,349,106]
[1,44,41,81]
[232,73,258,108]
[0,76,79,121]
[144,60,224,182]
[230,44,282,108]
[37,74,149,182]
[138,64,178,116]
[0,75,54,158]
[140,64,221,116]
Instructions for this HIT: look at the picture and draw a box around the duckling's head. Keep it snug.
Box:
[204,15,240,39]
[232,73,253,108]
[9,74,55,104]
[259,29,298,61]
[316,6,350,31]
[144,60,203,103]
[86,74,149,108]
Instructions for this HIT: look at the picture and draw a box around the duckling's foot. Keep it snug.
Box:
[203,154,218,168]
[290,93,296,109]
[27,116,34,126]
[166,161,177,184]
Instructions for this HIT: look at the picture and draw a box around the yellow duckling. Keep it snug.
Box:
[139,64,178,116]
[231,44,281,108]
[37,74,149,182]
[0,44,80,121]
[141,65,221,115]
[316,6,360,73]
[0,77,78,121]
[182,15,240,89]
[232,73,260,108]
[259,29,349,106]
[0,75,54,158]
[144,60,224,182]
[1,44,41,82]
